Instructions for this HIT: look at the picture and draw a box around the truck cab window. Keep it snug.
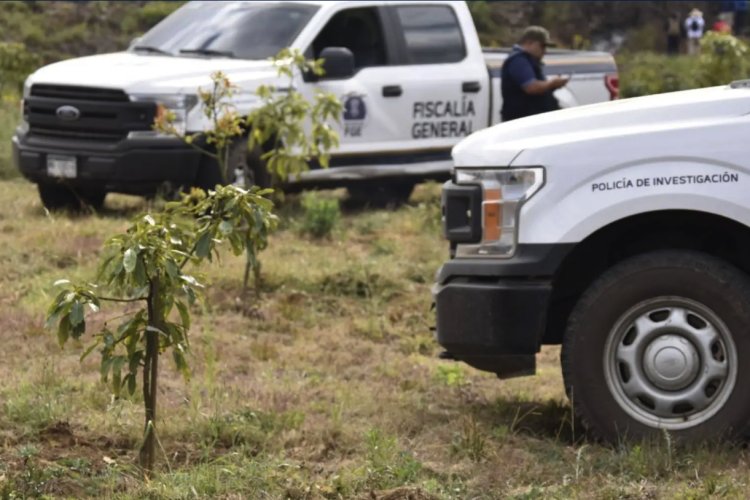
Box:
[311,8,387,69]
[395,6,466,64]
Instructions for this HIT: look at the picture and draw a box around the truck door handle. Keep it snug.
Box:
[382,85,402,97]
[462,81,481,93]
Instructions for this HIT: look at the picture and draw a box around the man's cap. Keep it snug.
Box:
[690,8,703,17]
[520,26,556,47]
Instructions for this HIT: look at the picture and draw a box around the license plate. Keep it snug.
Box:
[47,155,77,178]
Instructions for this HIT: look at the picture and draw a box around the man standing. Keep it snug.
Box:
[501,26,569,122]
[685,9,705,56]
[666,13,682,54]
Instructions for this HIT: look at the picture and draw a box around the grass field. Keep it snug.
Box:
[0,180,749,499]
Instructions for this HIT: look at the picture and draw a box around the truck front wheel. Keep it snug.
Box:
[38,183,106,211]
[562,250,750,443]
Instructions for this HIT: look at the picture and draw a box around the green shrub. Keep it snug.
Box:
[0,42,39,94]
[617,52,701,98]
[300,192,340,239]
[698,32,749,86]
[0,95,21,179]
[617,34,749,99]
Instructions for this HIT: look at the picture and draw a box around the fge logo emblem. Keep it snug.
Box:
[343,94,367,137]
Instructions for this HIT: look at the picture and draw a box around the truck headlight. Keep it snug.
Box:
[18,77,31,135]
[128,94,198,137]
[453,167,544,258]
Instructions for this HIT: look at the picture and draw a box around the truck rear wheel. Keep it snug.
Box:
[562,250,750,443]
[38,183,106,211]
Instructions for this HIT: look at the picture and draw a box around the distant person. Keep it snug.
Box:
[713,17,732,34]
[685,8,705,55]
[500,26,569,122]
[665,13,682,54]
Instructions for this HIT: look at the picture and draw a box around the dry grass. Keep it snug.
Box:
[0,179,749,499]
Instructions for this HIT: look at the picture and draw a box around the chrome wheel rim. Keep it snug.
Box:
[604,297,737,430]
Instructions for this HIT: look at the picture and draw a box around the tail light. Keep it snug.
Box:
[605,74,619,100]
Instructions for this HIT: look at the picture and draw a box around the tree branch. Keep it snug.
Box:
[99,296,148,303]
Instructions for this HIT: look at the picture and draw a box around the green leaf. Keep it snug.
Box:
[219,220,233,235]
[180,274,202,287]
[123,248,137,273]
[195,231,212,259]
[175,301,191,331]
[111,356,126,397]
[127,373,137,395]
[173,348,190,380]
[80,340,100,362]
[57,316,70,347]
[69,301,85,327]
[100,356,114,381]
[146,325,166,336]
[165,259,180,280]
[134,256,147,286]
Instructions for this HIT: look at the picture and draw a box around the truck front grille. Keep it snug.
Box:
[30,84,130,102]
[26,84,155,144]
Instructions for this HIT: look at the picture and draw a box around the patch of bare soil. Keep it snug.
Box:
[367,487,440,500]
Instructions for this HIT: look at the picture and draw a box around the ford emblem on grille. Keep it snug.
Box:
[56,105,81,121]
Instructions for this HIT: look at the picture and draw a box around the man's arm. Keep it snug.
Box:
[507,56,568,96]
[523,77,569,95]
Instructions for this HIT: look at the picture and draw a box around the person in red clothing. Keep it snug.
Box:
[713,17,732,33]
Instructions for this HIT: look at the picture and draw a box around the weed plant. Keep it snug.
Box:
[299,191,341,239]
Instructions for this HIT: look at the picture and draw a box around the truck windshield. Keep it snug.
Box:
[133,1,318,60]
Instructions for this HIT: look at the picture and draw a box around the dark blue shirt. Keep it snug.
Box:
[504,45,542,89]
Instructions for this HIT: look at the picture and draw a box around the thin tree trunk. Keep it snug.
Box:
[139,278,161,476]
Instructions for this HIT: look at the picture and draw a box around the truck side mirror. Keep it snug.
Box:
[319,47,355,80]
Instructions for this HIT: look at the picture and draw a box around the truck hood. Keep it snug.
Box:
[28,52,279,94]
[453,85,750,167]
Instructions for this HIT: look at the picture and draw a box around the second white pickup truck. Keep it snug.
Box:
[435,80,750,443]
[13,0,617,209]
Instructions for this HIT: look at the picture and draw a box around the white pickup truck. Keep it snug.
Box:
[435,80,750,443]
[13,0,617,210]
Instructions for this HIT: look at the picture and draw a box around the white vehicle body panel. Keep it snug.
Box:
[451,85,750,244]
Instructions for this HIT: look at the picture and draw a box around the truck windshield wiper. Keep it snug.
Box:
[131,45,172,56]
[179,48,235,58]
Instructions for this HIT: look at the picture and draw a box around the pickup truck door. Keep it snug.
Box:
[299,5,404,161]
[382,4,489,154]
[300,3,489,165]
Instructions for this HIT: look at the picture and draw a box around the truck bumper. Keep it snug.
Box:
[13,131,203,195]
[432,244,574,379]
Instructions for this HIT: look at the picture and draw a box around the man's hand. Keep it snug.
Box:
[549,76,570,90]
[522,77,569,95]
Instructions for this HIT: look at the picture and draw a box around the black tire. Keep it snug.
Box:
[38,183,106,211]
[194,138,269,191]
[562,250,750,443]
[346,181,415,208]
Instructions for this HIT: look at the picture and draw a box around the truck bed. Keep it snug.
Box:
[483,48,618,126]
